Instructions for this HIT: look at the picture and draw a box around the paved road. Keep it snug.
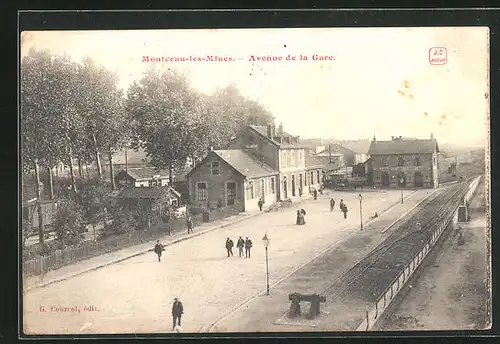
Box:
[23,190,406,335]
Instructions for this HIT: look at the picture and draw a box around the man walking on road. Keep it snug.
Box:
[172,298,184,330]
[245,237,253,258]
[341,203,348,219]
[226,237,234,257]
[236,236,245,257]
[154,240,164,262]
[330,198,335,212]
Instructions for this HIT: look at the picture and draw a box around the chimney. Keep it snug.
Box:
[399,136,402,140]
[372,135,376,142]
[267,125,273,138]
[430,132,434,139]
[391,136,394,140]
[207,146,214,153]
[278,122,284,135]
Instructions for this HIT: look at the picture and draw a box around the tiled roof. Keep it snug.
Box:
[248,125,268,137]
[213,150,278,179]
[115,186,181,199]
[336,140,371,154]
[305,153,325,168]
[124,167,170,180]
[368,139,439,155]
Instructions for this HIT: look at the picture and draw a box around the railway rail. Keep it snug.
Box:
[319,178,473,305]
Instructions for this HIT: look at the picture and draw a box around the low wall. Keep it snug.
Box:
[356,176,482,331]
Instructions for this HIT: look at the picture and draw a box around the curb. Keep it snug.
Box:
[25,212,263,292]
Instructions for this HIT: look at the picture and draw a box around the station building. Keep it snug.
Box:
[367,134,440,189]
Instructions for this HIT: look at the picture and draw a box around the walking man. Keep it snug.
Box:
[341,203,348,219]
[258,198,264,212]
[245,237,253,258]
[330,198,335,212]
[154,240,164,262]
[172,298,184,330]
[226,237,234,257]
[237,236,245,257]
[187,216,193,234]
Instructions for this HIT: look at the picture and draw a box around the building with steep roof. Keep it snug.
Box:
[367,134,440,188]
[186,124,326,212]
[186,149,279,212]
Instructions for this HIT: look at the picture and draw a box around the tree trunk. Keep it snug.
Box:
[92,133,103,179]
[34,159,45,244]
[77,157,83,179]
[85,161,91,179]
[47,167,54,200]
[169,165,173,186]
[109,152,116,191]
[68,154,77,193]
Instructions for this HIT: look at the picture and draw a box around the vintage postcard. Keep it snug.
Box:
[20,27,491,335]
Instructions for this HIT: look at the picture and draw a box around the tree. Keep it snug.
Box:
[100,206,137,239]
[75,58,127,182]
[76,177,111,239]
[126,66,209,184]
[53,197,85,246]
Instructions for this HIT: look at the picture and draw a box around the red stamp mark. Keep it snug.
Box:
[429,47,447,65]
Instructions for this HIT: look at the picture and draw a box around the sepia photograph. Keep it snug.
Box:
[20,26,491,335]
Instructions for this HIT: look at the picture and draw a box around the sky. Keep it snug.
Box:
[20,27,489,147]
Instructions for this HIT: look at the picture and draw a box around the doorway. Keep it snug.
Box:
[226,182,236,206]
[381,172,390,187]
[260,179,265,202]
[291,175,296,197]
[283,178,288,199]
[414,172,423,187]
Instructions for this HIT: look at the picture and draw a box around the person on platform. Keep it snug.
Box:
[313,189,318,200]
[258,198,264,212]
[225,237,234,257]
[237,236,245,257]
[298,209,306,225]
[171,298,184,330]
[296,210,301,225]
[154,240,165,262]
[245,237,253,258]
[330,198,335,212]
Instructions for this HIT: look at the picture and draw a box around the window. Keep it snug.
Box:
[397,157,405,167]
[291,150,295,167]
[287,151,292,167]
[382,157,388,167]
[270,177,275,194]
[433,157,436,166]
[317,171,320,184]
[211,161,220,175]
[282,151,287,168]
[310,171,314,184]
[245,181,254,200]
[414,156,421,166]
[196,182,207,201]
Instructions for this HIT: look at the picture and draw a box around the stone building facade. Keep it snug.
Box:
[367,135,439,189]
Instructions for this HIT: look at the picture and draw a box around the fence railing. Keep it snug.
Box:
[22,204,242,277]
[357,175,481,331]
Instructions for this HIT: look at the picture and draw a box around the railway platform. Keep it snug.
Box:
[208,187,442,332]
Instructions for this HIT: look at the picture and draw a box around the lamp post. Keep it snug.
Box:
[358,194,363,230]
[262,234,270,295]
[400,178,404,204]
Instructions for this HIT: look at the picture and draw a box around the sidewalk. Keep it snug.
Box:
[23,208,266,292]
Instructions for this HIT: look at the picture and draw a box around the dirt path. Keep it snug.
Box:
[379,180,491,331]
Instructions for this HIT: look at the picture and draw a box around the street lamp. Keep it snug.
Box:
[262,234,270,295]
[400,178,404,204]
[358,194,363,230]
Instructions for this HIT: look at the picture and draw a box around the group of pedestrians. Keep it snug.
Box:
[225,236,253,258]
[330,198,349,219]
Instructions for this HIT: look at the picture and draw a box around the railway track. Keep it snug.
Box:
[319,178,473,305]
